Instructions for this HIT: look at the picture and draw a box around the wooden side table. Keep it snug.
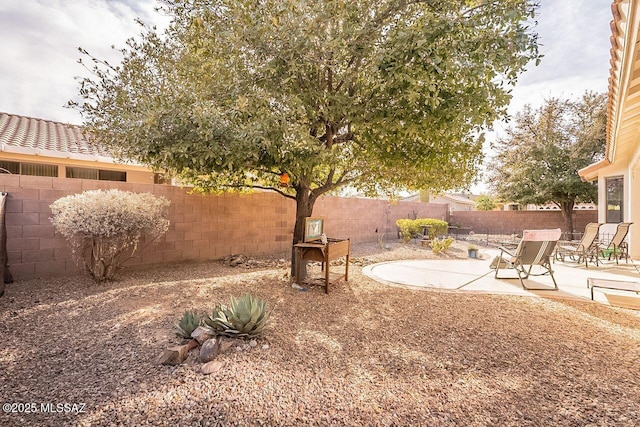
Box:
[294,239,350,293]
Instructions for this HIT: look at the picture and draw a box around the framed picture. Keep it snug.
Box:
[304,218,324,242]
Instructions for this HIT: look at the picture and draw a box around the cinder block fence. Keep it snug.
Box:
[450,210,597,239]
[0,175,447,280]
[1,174,599,281]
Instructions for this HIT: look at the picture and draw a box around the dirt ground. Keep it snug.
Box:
[0,241,639,426]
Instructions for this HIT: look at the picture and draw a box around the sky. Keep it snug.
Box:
[0,0,613,189]
[499,0,612,119]
[0,0,171,124]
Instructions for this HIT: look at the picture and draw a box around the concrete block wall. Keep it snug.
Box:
[1,175,294,280]
[0,175,448,280]
[314,197,448,241]
[450,210,598,236]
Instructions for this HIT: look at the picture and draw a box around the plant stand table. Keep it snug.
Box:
[294,238,350,293]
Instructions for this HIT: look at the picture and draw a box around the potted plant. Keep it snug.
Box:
[468,244,479,259]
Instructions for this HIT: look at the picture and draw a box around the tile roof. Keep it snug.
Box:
[580,0,638,181]
[0,112,116,162]
[439,193,476,205]
[606,0,624,161]
[401,193,477,205]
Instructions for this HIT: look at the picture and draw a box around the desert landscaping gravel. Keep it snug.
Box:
[0,241,639,426]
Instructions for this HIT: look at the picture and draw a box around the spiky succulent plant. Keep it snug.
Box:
[176,310,201,339]
[204,294,270,338]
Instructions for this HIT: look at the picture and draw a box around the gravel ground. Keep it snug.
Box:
[1,241,639,426]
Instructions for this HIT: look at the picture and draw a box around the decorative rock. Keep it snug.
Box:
[249,339,258,348]
[201,360,224,375]
[191,326,216,345]
[199,337,220,363]
[262,344,270,350]
[222,254,288,269]
[218,338,235,354]
[228,255,247,267]
[158,339,199,365]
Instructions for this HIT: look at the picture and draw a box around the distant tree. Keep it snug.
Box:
[487,92,606,235]
[72,0,540,277]
[475,195,496,211]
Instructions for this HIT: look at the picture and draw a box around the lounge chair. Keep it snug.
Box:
[492,228,562,290]
[599,222,633,264]
[555,222,602,268]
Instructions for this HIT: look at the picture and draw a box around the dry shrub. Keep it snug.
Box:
[50,189,170,282]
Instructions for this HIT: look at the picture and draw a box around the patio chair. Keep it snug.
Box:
[555,222,602,268]
[599,222,633,264]
[491,228,562,290]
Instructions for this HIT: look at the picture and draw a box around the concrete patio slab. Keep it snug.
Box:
[363,249,640,309]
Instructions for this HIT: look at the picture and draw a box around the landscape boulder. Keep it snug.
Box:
[158,339,199,365]
[200,337,221,363]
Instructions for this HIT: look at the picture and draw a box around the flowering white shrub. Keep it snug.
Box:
[50,189,170,283]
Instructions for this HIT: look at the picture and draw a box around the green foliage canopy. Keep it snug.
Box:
[475,195,496,211]
[73,0,540,200]
[487,92,606,232]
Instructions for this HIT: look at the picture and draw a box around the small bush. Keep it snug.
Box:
[396,218,448,241]
[204,294,270,338]
[50,189,170,283]
[176,310,201,339]
[431,237,455,254]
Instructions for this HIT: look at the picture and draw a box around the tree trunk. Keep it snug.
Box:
[0,192,12,297]
[559,200,575,240]
[290,183,317,281]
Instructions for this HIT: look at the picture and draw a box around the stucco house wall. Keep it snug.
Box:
[579,0,640,258]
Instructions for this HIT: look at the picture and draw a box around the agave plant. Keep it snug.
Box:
[205,294,270,338]
[176,310,201,339]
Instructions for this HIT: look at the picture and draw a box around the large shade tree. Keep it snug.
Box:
[72,0,540,277]
[487,92,607,236]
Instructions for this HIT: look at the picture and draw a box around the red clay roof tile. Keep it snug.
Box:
[0,112,112,158]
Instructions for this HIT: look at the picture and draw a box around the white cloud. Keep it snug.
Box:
[0,0,169,124]
[0,0,616,194]
[509,0,611,108]
[471,0,612,194]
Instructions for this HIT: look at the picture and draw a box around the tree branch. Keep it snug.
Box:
[334,0,426,93]
[318,130,353,145]
[223,184,296,200]
[311,170,357,198]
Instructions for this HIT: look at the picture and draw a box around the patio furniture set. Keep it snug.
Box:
[491,222,639,301]
[554,222,633,268]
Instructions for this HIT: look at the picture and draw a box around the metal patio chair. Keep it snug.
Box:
[599,222,633,264]
[492,228,562,290]
[555,222,602,268]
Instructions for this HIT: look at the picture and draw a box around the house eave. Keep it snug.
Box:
[578,158,611,182]
[0,144,149,171]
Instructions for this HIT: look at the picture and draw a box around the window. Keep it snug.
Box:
[0,160,20,174]
[98,170,126,182]
[66,167,98,180]
[21,163,58,177]
[154,173,169,185]
[66,167,126,182]
[0,160,57,177]
[605,176,623,223]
